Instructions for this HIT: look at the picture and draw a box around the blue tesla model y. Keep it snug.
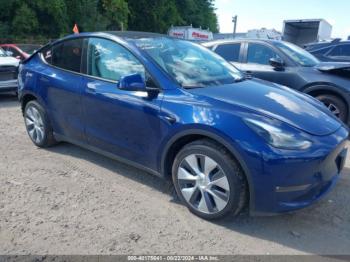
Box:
[18,32,349,219]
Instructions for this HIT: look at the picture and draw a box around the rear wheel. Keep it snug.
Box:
[24,100,57,147]
[316,94,347,122]
[172,139,247,220]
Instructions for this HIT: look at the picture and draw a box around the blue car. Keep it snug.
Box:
[18,32,349,220]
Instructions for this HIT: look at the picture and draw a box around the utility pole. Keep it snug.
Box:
[232,15,238,38]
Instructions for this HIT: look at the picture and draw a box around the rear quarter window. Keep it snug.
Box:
[42,39,83,73]
[42,47,52,64]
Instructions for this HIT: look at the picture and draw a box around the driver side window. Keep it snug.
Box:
[87,38,145,82]
[247,43,280,65]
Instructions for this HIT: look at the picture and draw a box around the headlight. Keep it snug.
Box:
[244,118,312,150]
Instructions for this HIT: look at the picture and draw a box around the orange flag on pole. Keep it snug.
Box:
[73,24,79,34]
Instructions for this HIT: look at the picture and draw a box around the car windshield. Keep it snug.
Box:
[134,37,243,88]
[274,41,319,67]
[0,47,7,57]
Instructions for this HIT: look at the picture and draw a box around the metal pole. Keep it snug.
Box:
[232,15,237,38]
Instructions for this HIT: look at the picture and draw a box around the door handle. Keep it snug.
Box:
[160,114,176,124]
[39,76,49,82]
[86,83,96,93]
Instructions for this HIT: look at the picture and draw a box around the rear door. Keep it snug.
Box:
[39,38,85,141]
[213,42,243,69]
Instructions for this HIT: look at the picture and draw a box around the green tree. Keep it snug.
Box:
[12,2,39,37]
[0,0,219,41]
[175,0,218,32]
[101,0,129,30]
[30,0,69,38]
[127,0,183,33]
[66,0,104,32]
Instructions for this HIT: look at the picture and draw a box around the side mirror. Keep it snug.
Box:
[269,57,285,70]
[118,73,146,91]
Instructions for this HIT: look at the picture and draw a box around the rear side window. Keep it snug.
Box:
[247,43,280,65]
[311,46,333,55]
[328,44,350,57]
[44,39,83,73]
[214,43,240,62]
[87,38,145,82]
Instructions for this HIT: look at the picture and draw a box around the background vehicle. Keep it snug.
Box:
[18,32,348,220]
[305,40,350,62]
[0,47,19,94]
[0,44,42,60]
[282,19,332,47]
[203,39,350,124]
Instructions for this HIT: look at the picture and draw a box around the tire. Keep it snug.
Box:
[24,100,57,147]
[172,139,247,220]
[316,94,348,122]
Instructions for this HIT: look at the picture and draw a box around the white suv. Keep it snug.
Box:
[0,47,19,94]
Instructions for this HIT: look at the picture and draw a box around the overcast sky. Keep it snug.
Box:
[215,0,350,39]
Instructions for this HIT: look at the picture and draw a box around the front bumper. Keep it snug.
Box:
[0,79,18,92]
[250,126,348,215]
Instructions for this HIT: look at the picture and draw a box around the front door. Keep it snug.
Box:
[81,37,163,169]
[240,42,296,87]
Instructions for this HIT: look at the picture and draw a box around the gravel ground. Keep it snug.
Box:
[1,94,350,255]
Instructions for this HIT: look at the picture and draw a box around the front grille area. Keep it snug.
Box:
[0,66,17,81]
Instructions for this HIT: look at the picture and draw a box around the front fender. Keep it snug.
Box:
[158,125,258,214]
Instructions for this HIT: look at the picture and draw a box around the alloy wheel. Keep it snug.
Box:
[177,154,230,214]
[325,102,341,118]
[25,106,45,144]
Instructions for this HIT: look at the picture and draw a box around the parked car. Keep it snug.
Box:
[0,47,19,94]
[203,39,350,124]
[304,40,350,62]
[0,44,42,60]
[18,32,348,219]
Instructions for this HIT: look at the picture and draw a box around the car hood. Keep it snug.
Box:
[0,56,19,67]
[315,62,350,78]
[188,79,341,136]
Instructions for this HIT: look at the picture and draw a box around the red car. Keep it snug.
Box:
[0,44,42,60]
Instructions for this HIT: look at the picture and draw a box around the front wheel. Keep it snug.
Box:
[172,139,247,220]
[316,94,348,122]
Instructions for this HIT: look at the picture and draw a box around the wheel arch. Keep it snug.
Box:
[301,83,350,124]
[20,92,38,115]
[160,129,255,211]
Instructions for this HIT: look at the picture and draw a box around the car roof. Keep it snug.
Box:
[0,44,17,47]
[48,31,170,47]
[202,39,283,47]
[104,31,167,39]
[306,40,350,47]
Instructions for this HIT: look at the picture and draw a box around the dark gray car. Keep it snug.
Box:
[305,40,350,62]
[203,39,350,125]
